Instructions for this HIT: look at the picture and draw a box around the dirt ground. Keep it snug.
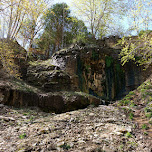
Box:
[0,104,151,152]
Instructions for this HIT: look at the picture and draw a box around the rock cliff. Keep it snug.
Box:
[27,42,151,101]
[0,38,151,113]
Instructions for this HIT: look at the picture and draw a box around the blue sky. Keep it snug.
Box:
[52,0,130,36]
[51,0,152,37]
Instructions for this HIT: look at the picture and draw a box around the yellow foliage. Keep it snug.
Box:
[0,39,26,78]
[119,34,152,67]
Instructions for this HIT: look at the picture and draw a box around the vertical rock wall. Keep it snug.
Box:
[51,47,126,100]
[26,44,151,101]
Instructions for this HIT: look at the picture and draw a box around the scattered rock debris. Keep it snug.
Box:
[0,104,151,152]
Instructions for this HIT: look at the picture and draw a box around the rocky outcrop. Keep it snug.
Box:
[1,38,151,113]
[0,40,102,113]
[27,43,151,101]
[27,62,71,92]
[26,45,124,100]
[0,80,101,113]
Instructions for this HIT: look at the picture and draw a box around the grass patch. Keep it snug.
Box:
[19,133,27,139]
[129,112,134,120]
[144,132,148,135]
[60,143,71,150]
[145,112,152,119]
[141,124,148,130]
[125,132,132,138]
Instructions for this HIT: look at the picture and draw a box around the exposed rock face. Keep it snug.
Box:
[0,80,101,113]
[27,62,71,92]
[0,40,102,113]
[124,62,152,93]
[27,43,150,101]
[1,38,151,113]
[26,45,125,100]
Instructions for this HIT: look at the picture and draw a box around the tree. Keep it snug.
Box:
[0,0,48,77]
[64,17,89,45]
[38,3,89,58]
[126,0,152,35]
[19,0,48,50]
[44,3,71,53]
[0,39,26,78]
[72,0,126,39]
[0,0,47,41]
[119,32,152,68]
[0,0,27,39]
[118,0,152,68]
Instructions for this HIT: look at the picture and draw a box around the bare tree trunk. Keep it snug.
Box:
[7,1,13,39]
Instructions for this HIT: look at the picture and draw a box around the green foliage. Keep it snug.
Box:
[138,30,152,37]
[105,56,113,68]
[144,107,152,113]
[72,32,89,44]
[1,0,47,42]
[118,92,135,106]
[141,124,148,130]
[60,143,71,150]
[138,81,152,90]
[129,100,136,107]
[84,64,91,74]
[149,120,152,125]
[115,63,121,72]
[92,50,99,60]
[119,34,152,67]
[120,100,131,106]
[19,133,27,139]
[37,3,89,56]
[72,0,126,38]
[119,144,124,150]
[145,112,152,119]
[125,132,132,138]
[0,39,26,78]
[144,132,148,135]
[129,112,134,120]
[128,91,135,96]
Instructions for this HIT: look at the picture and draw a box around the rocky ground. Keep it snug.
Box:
[0,103,151,152]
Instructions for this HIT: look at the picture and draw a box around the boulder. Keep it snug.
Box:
[27,61,71,92]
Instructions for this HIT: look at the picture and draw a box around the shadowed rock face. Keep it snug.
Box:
[1,38,151,113]
[0,81,101,113]
[27,43,151,101]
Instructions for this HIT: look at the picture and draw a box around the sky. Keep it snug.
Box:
[52,0,130,36]
[52,0,72,6]
[1,0,151,40]
[51,0,152,37]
